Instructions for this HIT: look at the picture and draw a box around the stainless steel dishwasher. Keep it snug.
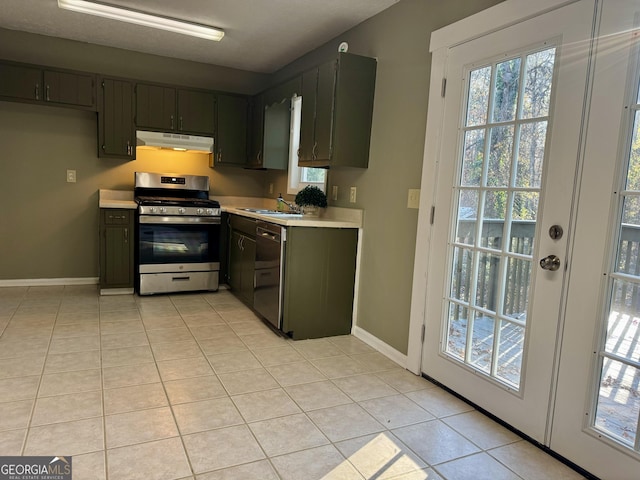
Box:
[254,221,285,329]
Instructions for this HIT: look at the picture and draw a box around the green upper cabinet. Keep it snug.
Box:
[0,61,95,109]
[263,99,291,171]
[135,83,176,131]
[247,93,265,168]
[177,88,216,135]
[214,94,249,167]
[98,77,136,160]
[135,83,215,136]
[298,52,376,168]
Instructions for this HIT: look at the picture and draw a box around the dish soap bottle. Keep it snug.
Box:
[276,194,285,212]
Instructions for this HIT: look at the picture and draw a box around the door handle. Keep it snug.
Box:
[539,255,561,271]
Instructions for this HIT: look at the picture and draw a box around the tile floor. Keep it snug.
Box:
[0,285,586,480]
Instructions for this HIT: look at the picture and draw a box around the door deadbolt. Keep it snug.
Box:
[549,225,563,240]
[539,255,561,271]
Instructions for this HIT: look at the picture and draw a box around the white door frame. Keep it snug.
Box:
[407,0,583,374]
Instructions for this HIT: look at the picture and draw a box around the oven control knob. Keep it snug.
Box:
[196,208,203,215]
[149,207,156,213]
[178,208,185,214]
[206,209,213,215]
[159,207,166,213]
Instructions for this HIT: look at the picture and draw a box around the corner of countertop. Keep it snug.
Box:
[99,189,136,209]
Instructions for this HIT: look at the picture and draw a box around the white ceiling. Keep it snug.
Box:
[0,0,399,73]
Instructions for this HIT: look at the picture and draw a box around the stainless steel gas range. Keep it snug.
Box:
[134,172,221,295]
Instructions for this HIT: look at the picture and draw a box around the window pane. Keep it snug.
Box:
[595,360,639,447]
[511,192,538,255]
[471,315,494,373]
[481,191,507,250]
[301,167,326,183]
[625,111,640,191]
[487,126,514,187]
[621,196,640,230]
[466,66,492,127]
[605,279,640,363]
[521,48,556,119]
[450,247,473,303]
[516,121,547,188]
[492,58,521,123]
[461,129,485,186]
[446,302,469,361]
[503,257,531,321]
[496,320,524,388]
[476,252,501,313]
[456,190,479,245]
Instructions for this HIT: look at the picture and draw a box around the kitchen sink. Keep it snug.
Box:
[238,208,302,216]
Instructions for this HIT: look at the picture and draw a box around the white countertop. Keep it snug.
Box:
[223,206,362,228]
[97,191,363,228]
[99,189,136,209]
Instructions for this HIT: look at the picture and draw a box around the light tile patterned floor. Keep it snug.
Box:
[0,285,586,480]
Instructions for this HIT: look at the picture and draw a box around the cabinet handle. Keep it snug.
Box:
[34,83,39,100]
[127,141,133,156]
[45,85,50,101]
[257,150,262,162]
[170,115,174,130]
[179,116,184,131]
[312,142,318,160]
[124,227,128,243]
[218,149,223,163]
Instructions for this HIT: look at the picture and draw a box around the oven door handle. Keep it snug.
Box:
[139,215,221,225]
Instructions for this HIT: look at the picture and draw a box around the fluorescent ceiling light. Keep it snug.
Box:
[57,0,224,41]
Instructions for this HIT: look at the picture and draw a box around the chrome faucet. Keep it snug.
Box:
[276,194,299,213]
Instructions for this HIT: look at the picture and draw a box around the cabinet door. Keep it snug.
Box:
[298,68,318,166]
[229,231,243,293]
[313,60,337,164]
[177,89,215,135]
[98,78,135,159]
[0,63,42,101]
[215,94,248,166]
[136,83,176,131]
[240,236,256,305]
[43,70,95,108]
[100,210,134,289]
[247,93,265,168]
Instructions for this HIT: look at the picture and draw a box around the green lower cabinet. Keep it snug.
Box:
[99,209,134,292]
[228,230,255,306]
[282,227,358,340]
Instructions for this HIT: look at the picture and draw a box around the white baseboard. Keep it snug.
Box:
[100,288,134,296]
[352,325,408,369]
[0,277,99,287]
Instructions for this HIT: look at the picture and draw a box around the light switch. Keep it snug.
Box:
[67,170,76,183]
[332,185,339,201]
[407,188,420,209]
[350,186,357,203]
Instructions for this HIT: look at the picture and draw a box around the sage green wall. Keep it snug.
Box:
[0,29,269,281]
[266,0,504,354]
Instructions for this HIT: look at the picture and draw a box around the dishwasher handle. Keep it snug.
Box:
[256,226,281,242]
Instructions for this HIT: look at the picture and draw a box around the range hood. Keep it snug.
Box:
[136,130,214,153]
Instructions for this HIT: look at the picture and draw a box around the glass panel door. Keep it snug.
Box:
[446,47,556,390]
[593,65,640,452]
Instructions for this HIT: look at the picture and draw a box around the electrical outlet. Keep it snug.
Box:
[332,185,339,201]
[269,183,274,194]
[407,188,420,209]
[66,169,76,183]
[349,186,357,203]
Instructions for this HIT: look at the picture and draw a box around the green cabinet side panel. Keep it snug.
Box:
[331,53,377,168]
[283,227,357,340]
[263,99,290,170]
